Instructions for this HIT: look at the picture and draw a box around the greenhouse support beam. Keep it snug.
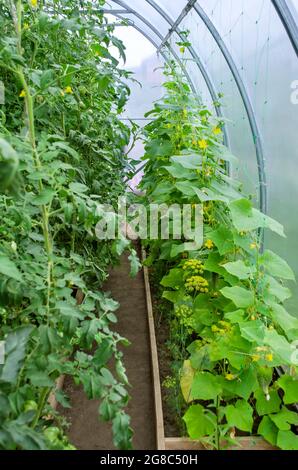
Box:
[156,0,197,53]
[111,0,198,95]
[193,3,267,214]
[145,0,230,150]
[271,0,298,57]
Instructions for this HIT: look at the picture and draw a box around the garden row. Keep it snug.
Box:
[140,62,298,450]
[0,0,136,450]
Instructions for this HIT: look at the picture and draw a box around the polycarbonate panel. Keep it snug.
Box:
[112,12,162,46]
[188,0,298,315]
[158,0,189,19]
[180,9,260,200]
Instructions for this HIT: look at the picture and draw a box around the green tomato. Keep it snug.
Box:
[24,400,38,412]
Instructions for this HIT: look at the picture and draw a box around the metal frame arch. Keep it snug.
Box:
[145,0,230,149]
[272,0,298,57]
[110,1,197,95]
[193,2,267,214]
[110,12,197,95]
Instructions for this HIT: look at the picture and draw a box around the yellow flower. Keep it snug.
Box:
[64,86,73,94]
[225,374,236,381]
[211,325,219,333]
[30,0,38,8]
[250,243,257,250]
[19,90,26,98]
[23,23,29,30]
[252,354,260,362]
[251,315,256,321]
[180,46,185,54]
[213,127,222,135]
[183,109,188,118]
[266,353,273,362]
[198,139,208,150]
[205,239,214,250]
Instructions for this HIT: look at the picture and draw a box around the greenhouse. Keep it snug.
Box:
[0,0,298,454]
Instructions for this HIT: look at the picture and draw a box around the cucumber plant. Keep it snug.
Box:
[140,61,298,450]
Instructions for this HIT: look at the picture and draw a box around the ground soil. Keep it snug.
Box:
[61,254,156,450]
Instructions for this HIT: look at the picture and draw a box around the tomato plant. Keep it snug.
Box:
[0,0,136,450]
[140,62,298,450]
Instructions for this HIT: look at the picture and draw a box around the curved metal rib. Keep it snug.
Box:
[271,0,298,57]
[111,0,197,95]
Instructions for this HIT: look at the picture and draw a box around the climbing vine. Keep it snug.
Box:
[0,0,135,450]
[140,62,298,450]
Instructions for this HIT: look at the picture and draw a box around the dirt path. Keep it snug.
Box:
[61,254,156,450]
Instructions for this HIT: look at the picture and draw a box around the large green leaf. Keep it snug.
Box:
[277,375,298,405]
[208,226,234,255]
[277,430,298,450]
[229,199,285,237]
[0,256,23,281]
[268,301,298,341]
[170,154,202,169]
[254,389,282,416]
[225,399,253,432]
[0,326,33,385]
[239,321,266,343]
[270,407,298,431]
[160,268,184,289]
[258,416,278,446]
[220,286,254,308]
[259,250,295,281]
[183,404,216,439]
[222,260,255,280]
[191,371,222,400]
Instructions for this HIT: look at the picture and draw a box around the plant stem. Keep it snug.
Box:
[31,387,51,429]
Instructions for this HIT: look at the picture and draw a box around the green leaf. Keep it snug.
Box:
[0,326,33,385]
[170,154,202,169]
[222,260,255,280]
[180,360,195,403]
[264,330,294,365]
[183,404,216,439]
[277,430,298,450]
[164,164,194,179]
[191,371,222,400]
[27,371,55,388]
[239,321,266,343]
[268,301,298,341]
[208,226,234,255]
[31,188,55,206]
[225,399,253,432]
[0,255,23,281]
[69,182,89,194]
[220,286,254,308]
[260,250,295,281]
[229,199,285,237]
[160,268,184,289]
[175,181,196,197]
[51,141,79,160]
[112,412,133,450]
[277,375,298,404]
[128,249,141,277]
[270,406,298,431]
[225,309,245,323]
[254,389,282,416]
[264,276,292,302]
[258,416,278,446]
[221,367,258,400]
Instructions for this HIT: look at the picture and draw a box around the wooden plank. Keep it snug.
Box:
[142,249,166,451]
[165,437,275,451]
